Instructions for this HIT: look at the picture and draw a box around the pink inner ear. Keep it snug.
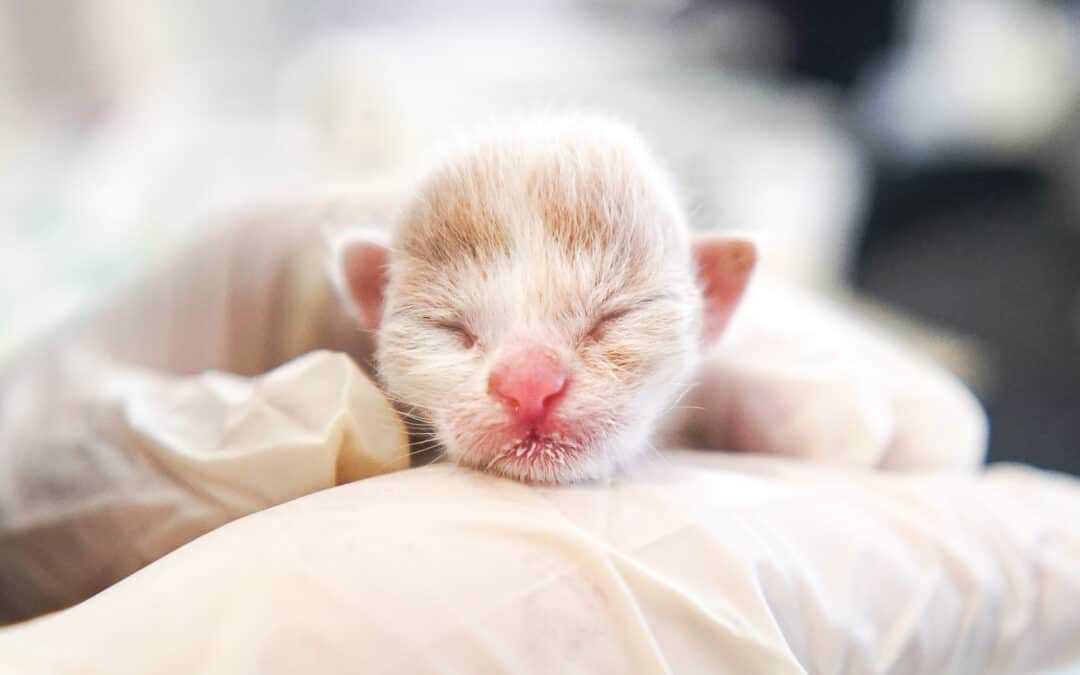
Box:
[341,241,390,331]
[693,237,757,343]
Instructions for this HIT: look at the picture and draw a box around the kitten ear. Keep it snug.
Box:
[692,234,757,343]
[327,228,391,331]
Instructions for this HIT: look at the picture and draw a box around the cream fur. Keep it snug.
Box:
[341,113,744,483]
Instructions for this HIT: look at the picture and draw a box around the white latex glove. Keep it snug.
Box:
[1,454,1077,675]
[0,200,407,622]
[677,277,988,471]
[0,194,986,625]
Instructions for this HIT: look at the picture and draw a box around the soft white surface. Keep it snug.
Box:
[2,453,1079,675]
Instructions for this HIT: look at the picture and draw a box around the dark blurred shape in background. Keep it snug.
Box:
[1,0,1078,473]
[689,0,899,87]
[687,0,1080,473]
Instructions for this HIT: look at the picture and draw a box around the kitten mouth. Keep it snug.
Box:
[482,431,582,479]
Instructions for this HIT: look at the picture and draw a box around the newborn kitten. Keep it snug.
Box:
[331,114,755,483]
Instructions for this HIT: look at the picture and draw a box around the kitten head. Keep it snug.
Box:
[333,115,755,483]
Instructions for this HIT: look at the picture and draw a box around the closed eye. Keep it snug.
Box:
[584,293,672,343]
[431,320,478,349]
[585,308,634,342]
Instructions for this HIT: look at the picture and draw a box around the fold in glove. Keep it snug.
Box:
[0,348,406,622]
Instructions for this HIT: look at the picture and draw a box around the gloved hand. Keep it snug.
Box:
[676,276,988,471]
[0,199,408,622]
[0,193,987,625]
[2,454,1078,675]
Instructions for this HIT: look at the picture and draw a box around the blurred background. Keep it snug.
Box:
[1,0,1078,480]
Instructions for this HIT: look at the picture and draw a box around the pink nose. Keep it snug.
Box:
[488,346,569,425]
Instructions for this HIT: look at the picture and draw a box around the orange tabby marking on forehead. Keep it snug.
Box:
[528,143,670,260]
[397,118,681,274]
[530,159,612,253]
[399,166,511,266]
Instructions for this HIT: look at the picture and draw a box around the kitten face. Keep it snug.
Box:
[375,119,703,482]
[334,115,754,484]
